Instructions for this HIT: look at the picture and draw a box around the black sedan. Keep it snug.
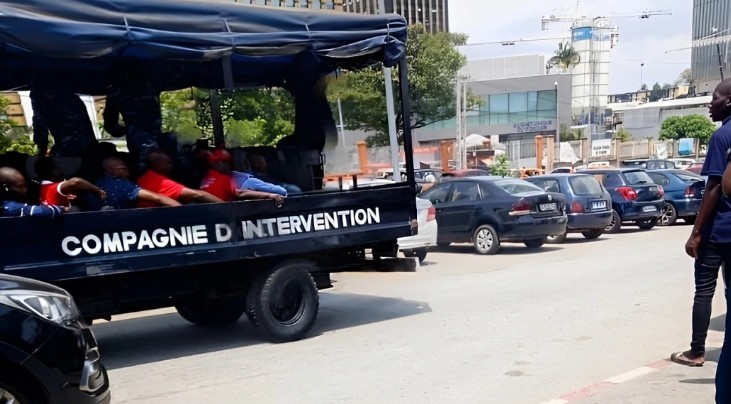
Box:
[419,177,568,254]
[0,274,110,404]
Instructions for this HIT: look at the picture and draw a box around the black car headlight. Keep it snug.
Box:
[0,291,80,325]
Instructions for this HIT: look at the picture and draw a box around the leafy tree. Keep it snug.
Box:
[641,84,649,91]
[649,82,663,102]
[0,96,35,155]
[675,68,693,86]
[159,88,294,147]
[489,153,511,177]
[659,115,716,144]
[559,124,581,142]
[328,24,481,146]
[546,41,581,72]
[613,127,632,141]
[662,83,673,90]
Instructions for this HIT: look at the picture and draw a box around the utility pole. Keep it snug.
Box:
[455,77,462,169]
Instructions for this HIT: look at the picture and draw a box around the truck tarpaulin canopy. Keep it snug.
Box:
[0,0,407,92]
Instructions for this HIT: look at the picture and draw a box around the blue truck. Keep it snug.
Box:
[0,0,417,344]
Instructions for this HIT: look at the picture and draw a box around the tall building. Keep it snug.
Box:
[692,0,731,95]
[343,0,449,33]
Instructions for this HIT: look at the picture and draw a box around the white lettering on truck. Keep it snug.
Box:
[241,207,380,240]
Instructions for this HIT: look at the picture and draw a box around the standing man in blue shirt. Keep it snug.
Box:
[672,80,731,376]
[716,133,731,402]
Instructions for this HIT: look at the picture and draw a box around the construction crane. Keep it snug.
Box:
[541,9,672,31]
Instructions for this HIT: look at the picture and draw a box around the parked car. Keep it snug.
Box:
[525,174,612,243]
[686,161,704,175]
[0,274,110,404]
[418,177,567,254]
[646,169,705,226]
[582,168,665,233]
[414,168,442,192]
[322,178,436,262]
[669,158,695,170]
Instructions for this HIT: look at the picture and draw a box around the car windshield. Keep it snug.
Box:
[568,175,603,195]
[622,171,653,185]
[497,181,544,195]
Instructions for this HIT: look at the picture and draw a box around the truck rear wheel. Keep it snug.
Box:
[175,295,246,327]
[246,261,319,343]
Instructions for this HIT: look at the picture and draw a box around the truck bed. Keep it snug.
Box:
[1,185,414,282]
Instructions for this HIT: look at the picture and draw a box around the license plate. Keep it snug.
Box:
[643,206,657,212]
[539,203,557,212]
[591,200,607,210]
[649,187,658,192]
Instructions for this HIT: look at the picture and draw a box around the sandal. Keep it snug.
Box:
[670,351,705,367]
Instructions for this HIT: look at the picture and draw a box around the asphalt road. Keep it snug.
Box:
[93,224,727,404]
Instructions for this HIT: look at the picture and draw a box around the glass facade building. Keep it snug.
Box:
[344,0,449,33]
[422,90,557,131]
[692,0,731,94]
[228,0,342,10]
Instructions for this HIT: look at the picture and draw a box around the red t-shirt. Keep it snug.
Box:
[136,170,185,207]
[200,169,236,202]
[39,181,72,207]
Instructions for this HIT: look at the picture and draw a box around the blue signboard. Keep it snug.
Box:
[572,27,592,42]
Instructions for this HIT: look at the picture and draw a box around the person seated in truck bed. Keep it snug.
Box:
[0,167,64,218]
[201,149,284,206]
[86,156,182,210]
[34,156,106,211]
[137,150,223,207]
[245,151,301,195]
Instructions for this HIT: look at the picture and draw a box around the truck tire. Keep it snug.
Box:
[246,262,319,343]
[175,295,246,327]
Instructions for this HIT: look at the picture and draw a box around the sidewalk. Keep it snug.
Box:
[547,328,724,404]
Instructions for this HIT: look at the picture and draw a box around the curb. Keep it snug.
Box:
[539,359,674,404]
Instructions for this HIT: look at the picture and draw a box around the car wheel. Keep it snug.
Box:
[545,229,567,244]
[581,229,603,240]
[414,248,427,263]
[636,218,656,230]
[246,261,319,342]
[473,224,500,255]
[659,203,678,226]
[0,374,46,404]
[605,210,621,234]
[524,238,545,249]
[684,216,696,225]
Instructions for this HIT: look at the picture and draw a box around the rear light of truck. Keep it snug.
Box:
[571,201,584,214]
[684,186,694,198]
[509,198,532,216]
[616,187,638,201]
[427,206,436,222]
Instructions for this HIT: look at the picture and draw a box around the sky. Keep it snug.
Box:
[448,0,692,94]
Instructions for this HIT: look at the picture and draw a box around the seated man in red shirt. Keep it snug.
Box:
[137,151,223,207]
[34,156,106,210]
[200,149,284,206]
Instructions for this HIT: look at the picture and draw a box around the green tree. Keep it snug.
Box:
[641,84,648,91]
[0,96,35,155]
[559,124,581,142]
[546,41,581,72]
[489,153,511,177]
[613,127,632,141]
[649,82,663,102]
[659,115,716,144]
[328,24,481,146]
[675,68,693,86]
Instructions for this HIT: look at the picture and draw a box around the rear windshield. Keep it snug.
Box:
[674,172,704,182]
[497,181,544,195]
[622,171,653,185]
[568,175,603,195]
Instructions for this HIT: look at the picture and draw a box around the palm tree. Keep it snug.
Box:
[546,41,580,72]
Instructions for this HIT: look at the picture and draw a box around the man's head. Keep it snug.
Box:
[0,167,28,200]
[710,78,731,122]
[102,156,130,180]
[208,149,232,174]
[247,152,268,173]
[147,151,174,176]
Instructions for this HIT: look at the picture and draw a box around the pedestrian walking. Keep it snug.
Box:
[717,150,731,403]
[671,78,731,370]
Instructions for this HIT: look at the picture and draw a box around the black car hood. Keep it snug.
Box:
[0,274,67,295]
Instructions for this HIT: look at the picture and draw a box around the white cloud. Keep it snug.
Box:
[450,0,692,93]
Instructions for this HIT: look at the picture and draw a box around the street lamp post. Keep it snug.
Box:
[555,81,559,144]
[376,0,401,180]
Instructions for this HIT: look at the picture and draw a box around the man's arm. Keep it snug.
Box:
[3,201,64,218]
[236,189,284,207]
[179,188,224,204]
[58,178,106,200]
[102,94,127,138]
[137,189,182,207]
[723,157,731,197]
